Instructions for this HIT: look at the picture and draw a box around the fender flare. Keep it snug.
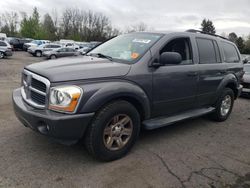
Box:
[214,74,238,103]
[79,81,151,119]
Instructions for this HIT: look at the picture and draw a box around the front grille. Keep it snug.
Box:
[30,90,46,105]
[31,78,46,92]
[21,70,50,109]
[242,82,250,89]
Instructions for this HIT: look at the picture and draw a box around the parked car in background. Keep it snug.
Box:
[7,37,33,51]
[78,42,101,55]
[43,47,78,59]
[0,33,7,41]
[23,40,50,51]
[241,64,250,96]
[78,47,91,55]
[89,41,102,48]
[0,40,13,59]
[28,43,62,57]
[59,39,79,50]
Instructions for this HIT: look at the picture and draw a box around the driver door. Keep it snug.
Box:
[152,37,198,117]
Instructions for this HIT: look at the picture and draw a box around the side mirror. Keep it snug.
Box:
[159,52,182,65]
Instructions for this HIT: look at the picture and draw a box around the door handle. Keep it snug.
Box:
[187,72,198,77]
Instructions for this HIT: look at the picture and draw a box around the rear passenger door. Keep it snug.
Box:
[195,38,226,107]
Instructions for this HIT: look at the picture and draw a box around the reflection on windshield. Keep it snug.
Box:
[89,33,163,63]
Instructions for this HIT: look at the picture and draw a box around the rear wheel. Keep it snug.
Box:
[50,55,56,59]
[85,100,140,161]
[0,52,4,59]
[210,88,234,122]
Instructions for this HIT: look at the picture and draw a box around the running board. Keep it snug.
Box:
[143,107,215,130]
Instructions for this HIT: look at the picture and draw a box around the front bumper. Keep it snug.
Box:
[5,50,13,56]
[12,88,94,144]
[241,82,250,93]
[27,49,35,55]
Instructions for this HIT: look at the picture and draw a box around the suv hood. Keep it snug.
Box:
[25,56,131,82]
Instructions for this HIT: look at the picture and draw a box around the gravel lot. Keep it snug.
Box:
[0,52,250,188]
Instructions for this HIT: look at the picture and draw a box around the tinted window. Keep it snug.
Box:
[0,41,7,46]
[66,48,75,52]
[59,48,67,52]
[160,38,193,65]
[196,38,217,64]
[222,42,240,63]
[52,45,60,48]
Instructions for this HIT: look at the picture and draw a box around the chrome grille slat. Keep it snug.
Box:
[21,70,50,109]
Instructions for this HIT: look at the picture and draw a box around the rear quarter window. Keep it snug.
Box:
[196,38,217,64]
[222,42,240,63]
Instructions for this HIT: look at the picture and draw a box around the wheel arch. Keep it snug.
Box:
[78,81,151,121]
[215,74,238,101]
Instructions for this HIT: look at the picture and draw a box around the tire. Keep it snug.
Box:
[0,52,4,59]
[50,55,56,59]
[35,51,42,57]
[85,100,141,161]
[210,88,234,122]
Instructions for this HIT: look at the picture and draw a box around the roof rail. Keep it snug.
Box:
[186,29,228,40]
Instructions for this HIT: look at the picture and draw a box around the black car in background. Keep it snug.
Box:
[7,37,33,51]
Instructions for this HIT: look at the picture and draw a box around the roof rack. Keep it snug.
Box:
[186,29,228,40]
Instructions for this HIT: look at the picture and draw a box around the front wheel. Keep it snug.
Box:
[35,51,42,57]
[85,100,140,161]
[50,55,56,59]
[0,52,4,59]
[210,88,234,122]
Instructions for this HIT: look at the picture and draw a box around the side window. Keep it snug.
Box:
[222,42,240,63]
[60,48,67,52]
[66,48,75,52]
[196,38,217,64]
[0,41,7,47]
[160,38,193,65]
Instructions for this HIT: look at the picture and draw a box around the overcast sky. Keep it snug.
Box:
[1,0,250,36]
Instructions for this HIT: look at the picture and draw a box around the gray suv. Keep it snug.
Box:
[13,30,243,161]
[28,44,61,57]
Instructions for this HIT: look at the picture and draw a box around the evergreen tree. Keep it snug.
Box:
[201,19,216,34]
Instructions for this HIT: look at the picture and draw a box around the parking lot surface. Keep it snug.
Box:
[0,52,250,188]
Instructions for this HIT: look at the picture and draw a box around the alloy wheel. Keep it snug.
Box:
[103,114,133,151]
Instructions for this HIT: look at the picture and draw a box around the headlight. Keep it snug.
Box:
[49,86,82,113]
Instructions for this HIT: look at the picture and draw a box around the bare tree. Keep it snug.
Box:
[0,12,19,36]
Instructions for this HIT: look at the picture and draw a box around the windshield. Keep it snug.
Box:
[89,33,163,63]
[31,40,38,44]
[244,65,250,73]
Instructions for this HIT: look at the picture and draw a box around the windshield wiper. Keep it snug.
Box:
[88,53,113,61]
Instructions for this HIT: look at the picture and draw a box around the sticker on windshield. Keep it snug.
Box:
[132,39,151,44]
